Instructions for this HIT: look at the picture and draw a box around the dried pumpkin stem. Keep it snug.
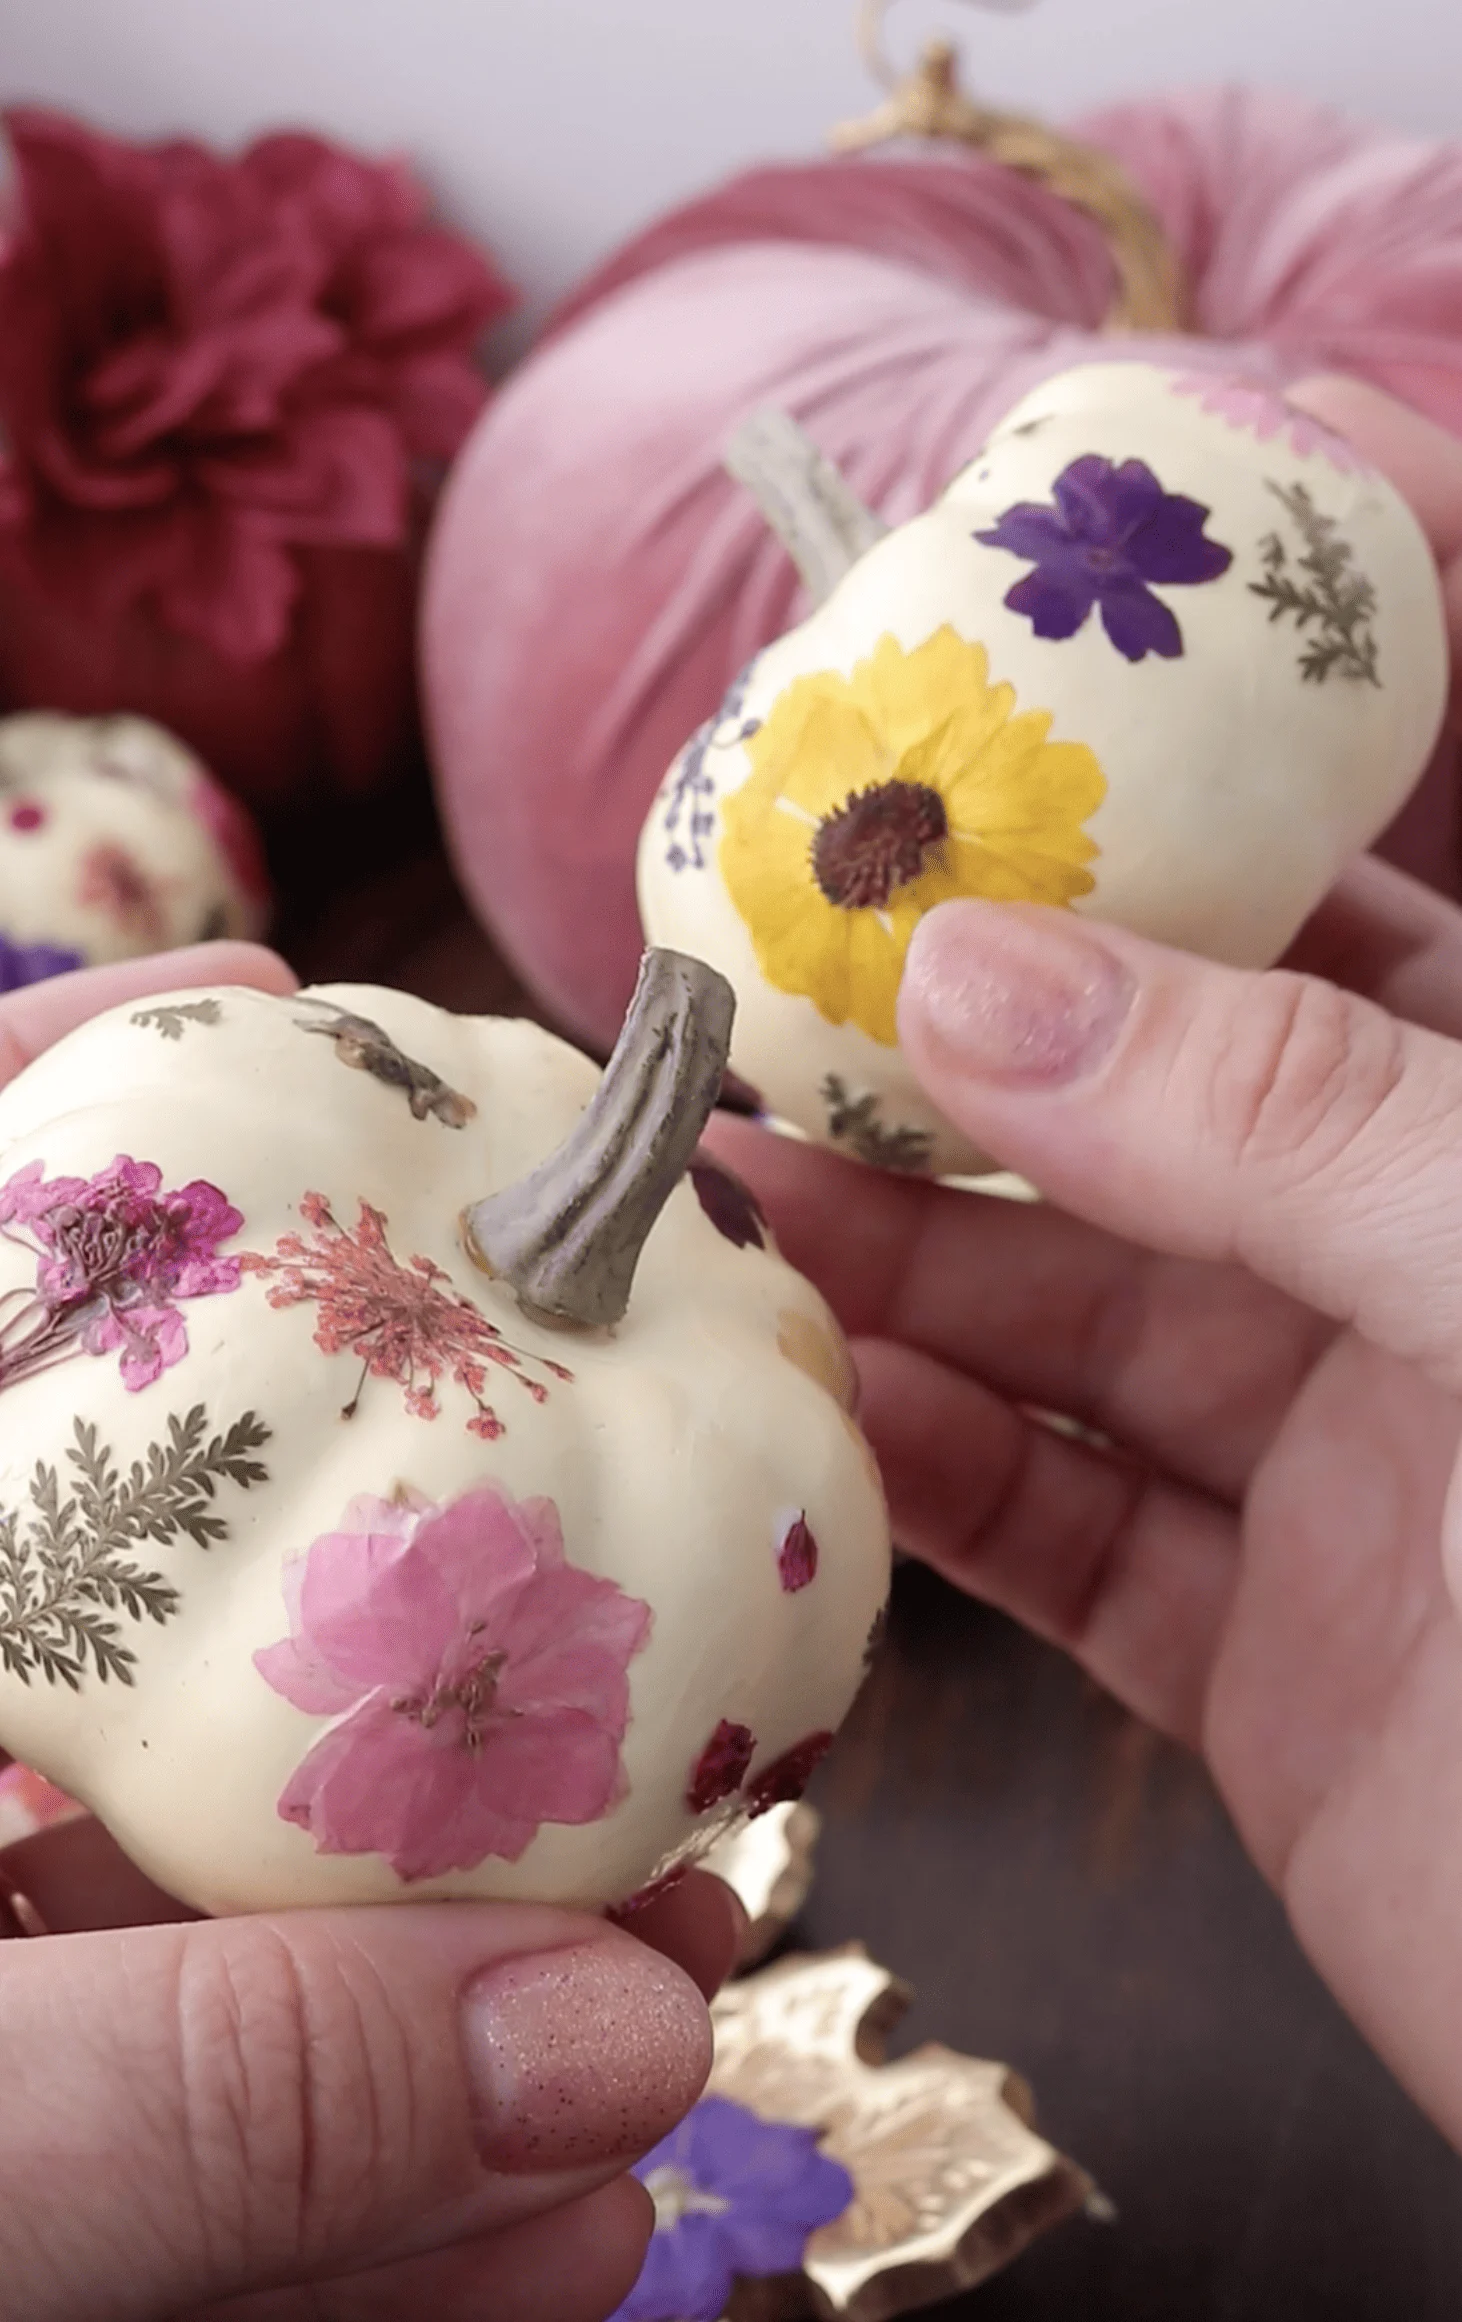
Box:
[724,409,889,604]
[462,949,735,1331]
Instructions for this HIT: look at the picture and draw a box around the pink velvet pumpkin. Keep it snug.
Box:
[423,86,1462,1052]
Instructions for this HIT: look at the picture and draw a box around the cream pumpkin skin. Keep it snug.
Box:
[0,954,889,1915]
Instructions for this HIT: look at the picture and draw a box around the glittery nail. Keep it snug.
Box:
[461,1939,712,2173]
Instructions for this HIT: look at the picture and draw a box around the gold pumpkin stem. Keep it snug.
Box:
[831,0,1187,334]
[463,949,735,1332]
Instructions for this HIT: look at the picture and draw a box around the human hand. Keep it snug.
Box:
[709,385,1462,2155]
[0,947,738,2322]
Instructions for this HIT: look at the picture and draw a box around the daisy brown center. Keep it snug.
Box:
[810,780,948,910]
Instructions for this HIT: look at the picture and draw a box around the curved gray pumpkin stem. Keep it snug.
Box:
[725,409,889,604]
[463,949,736,1331]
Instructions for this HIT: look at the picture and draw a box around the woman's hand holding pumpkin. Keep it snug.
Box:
[712,382,1462,2155]
[0,948,738,2322]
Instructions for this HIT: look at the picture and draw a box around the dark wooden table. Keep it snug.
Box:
[288,790,1462,2322]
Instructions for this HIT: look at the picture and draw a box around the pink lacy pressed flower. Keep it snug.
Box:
[255,1487,653,1879]
[240,1194,571,1437]
[1169,375,1366,474]
[0,1151,243,1392]
[686,1718,757,1814]
[0,110,515,661]
[775,1513,818,1595]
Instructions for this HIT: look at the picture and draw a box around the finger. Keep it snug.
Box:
[196,2177,653,2322]
[707,1115,1327,1501]
[0,1904,709,2322]
[1282,854,1462,1035]
[0,942,297,1085]
[899,900,1462,1395]
[1287,376,1462,575]
[852,1337,1238,1743]
[610,1869,747,2000]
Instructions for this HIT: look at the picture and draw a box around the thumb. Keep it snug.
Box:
[899,899,1462,1390]
[0,1902,709,2321]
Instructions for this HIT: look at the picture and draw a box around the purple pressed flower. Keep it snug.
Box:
[0,933,85,992]
[609,2096,853,2322]
[0,1153,243,1394]
[977,454,1233,662]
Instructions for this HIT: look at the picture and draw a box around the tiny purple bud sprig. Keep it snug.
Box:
[0,1154,244,1397]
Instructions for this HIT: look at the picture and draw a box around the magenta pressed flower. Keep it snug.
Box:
[1169,374,1365,474]
[610,2096,853,2322]
[746,1730,834,1818]
[0,1152,243,1393]
[689,1160,767,1251]
[776,1513,818,1594]
[686,1718,757,1814]
[255,1485,653,1879]
[977,454,1233,661]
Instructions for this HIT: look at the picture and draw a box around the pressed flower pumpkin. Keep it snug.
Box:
[637,360,1448,1177]
[0,954,889,1913]
[0,711,268,986]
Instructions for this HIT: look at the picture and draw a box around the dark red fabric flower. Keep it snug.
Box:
[0,110,514,663]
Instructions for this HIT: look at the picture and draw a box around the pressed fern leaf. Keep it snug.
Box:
[0,1406,271,1687]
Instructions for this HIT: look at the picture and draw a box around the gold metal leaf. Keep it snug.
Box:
[710,1945,1095,2318]
[702,1802,821,1967]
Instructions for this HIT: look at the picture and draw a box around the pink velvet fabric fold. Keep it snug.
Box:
[423,88,1462,1047]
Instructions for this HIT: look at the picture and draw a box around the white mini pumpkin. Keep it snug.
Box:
[637,361,1448,1177]
[0,712,269,988]
[0,955,888,1915]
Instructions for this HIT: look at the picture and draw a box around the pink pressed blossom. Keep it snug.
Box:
[1169,375,1366,474]
[0,1152,243,1392]
[255,1486,653,1879]
[78,843,166,947]
[775,1513,818,1595]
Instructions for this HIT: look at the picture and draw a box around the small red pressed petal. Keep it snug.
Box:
[776,1512,818,1594]
[606,1863,690,1923]
[686,1717,756,1813]
[7,800,45,832]
[746,1731,834,1817]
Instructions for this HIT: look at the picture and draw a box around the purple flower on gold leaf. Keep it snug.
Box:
[610,2095,853,2322]
[240,1193,572,1438]
[0,1153,242,1393]
[747,1731,834,1818]
[0,932,85,991]
[977,454,1233,662]
[255,1486,652,1880]
[687,1718,756,1813]
[776,1512,818,1594]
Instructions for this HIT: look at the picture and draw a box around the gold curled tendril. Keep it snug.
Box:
[832,0,1186,333]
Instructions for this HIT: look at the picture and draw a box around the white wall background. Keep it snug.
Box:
[4,0,1461,325]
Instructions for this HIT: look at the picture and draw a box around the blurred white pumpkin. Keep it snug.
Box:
[638,361,1449,1177]
[0,712,269,990]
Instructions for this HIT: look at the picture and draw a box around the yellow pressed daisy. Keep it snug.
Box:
[718,626,1107,1045]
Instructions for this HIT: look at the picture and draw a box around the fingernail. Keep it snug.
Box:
[903,902,1133,1086]
[462,1940,711,2173]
